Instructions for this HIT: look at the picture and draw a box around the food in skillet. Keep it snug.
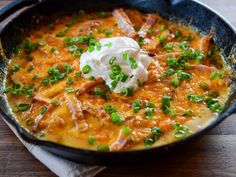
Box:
[4,8,231,151]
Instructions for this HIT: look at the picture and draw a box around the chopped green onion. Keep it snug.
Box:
[109,56,116,65]
[111,112,124,125]
[122,126,131,136]
[188,94,205,103]
[65,88,75,93]
[82,65,92,74]
[173,123,191,139]
[88,136,96,145]
[18,104,31,112]
[132,99,142,113]
[40,106,47,115]
[104,105,117,114]
[97,145,110,151]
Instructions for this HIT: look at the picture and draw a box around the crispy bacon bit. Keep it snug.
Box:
[110,129,129,151]
[112,8,136,37]
[199,36,212,55]
[138,14,157,38]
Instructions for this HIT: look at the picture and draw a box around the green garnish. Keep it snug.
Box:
[41,78,49,86]
[56,27,69,37]
[12,64,21,73]
[158,34,169,45]
[166,58,179,68]
[144,107,155,120]
[104,105,117,114]
[188,94,205,103]
[137,79,142,87]
[74,71,81,79]
[131,99,142,113]
[144,138,154,147]
[40,106,47,115]
[122,126,132,136]
[177,70,192,80]
[65,88,75,93]
[27,65,34,71]
[18,104,31,112]
[26,118,35,126]
[145,101,155,108]
[147,28,154,35]
[97,145,110,151]
[173,123,191,139]
[111,112,124,125]
[51,99,61,107]
[199,82,209,91]
[93,87,108,100]
[50,47,57,52]
[161,96,176,116]
[88,136,96,145]
[183,109,193,117]
[210,71,224,80]
[88,76,95,80]
[205,98,223,112]
[98,11,108,18]
[66,77,74,85]
[171,77,180,87]
[109,56,116,65]
[82,65,91,74]
[120,87,134,97]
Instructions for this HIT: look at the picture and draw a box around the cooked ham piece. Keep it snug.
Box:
[65,94,88,131]
[110,129,129,151]
[112,8,136,37]
[138,14,157,38]
[199,36,212,55]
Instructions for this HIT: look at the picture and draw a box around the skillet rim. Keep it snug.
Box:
[0,0,236,164]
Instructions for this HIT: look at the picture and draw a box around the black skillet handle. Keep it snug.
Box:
[0,0,39,23]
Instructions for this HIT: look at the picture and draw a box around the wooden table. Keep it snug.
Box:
[0,0,236,176]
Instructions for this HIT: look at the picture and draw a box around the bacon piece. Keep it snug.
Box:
[112,8,136,37]
[138,14,157,38]
[65,94,88,132]
[110,129,129,151]
[199,36,212,55]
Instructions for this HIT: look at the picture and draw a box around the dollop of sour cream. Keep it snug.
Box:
[80,37,151,94]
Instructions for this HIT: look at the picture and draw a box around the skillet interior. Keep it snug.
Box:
[0,0,236,165]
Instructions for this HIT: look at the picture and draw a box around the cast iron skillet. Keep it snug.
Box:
[0,0,236,165]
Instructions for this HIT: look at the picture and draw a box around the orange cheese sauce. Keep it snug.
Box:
[5,9,231,151]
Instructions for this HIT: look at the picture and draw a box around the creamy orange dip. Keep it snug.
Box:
[4,9,231,151]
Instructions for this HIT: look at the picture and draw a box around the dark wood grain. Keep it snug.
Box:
[1,0,236,177]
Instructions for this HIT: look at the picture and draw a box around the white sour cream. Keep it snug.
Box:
[80,37,151,93]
